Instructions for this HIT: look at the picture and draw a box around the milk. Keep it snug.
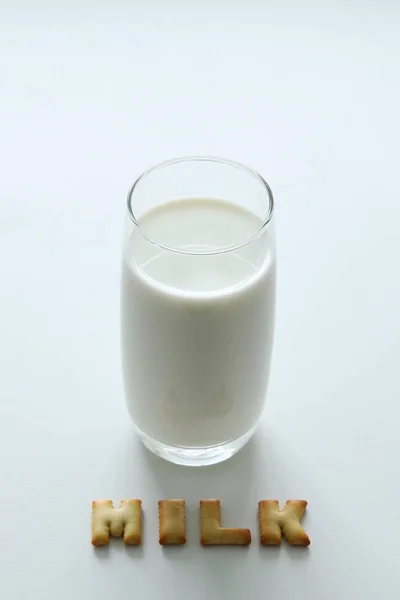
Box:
[121,198,276,448]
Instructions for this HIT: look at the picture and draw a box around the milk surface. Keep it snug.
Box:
[121,198,276,447]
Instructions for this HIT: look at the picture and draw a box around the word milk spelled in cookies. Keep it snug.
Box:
[91,499,142,546]
[91,499,310,547]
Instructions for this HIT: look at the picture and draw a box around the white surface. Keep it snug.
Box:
[1,1,400,599]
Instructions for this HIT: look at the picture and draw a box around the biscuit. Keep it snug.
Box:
[258,500,310,546]
[158,499,186,545]
[91,499,142,546]
[200,499,251,545]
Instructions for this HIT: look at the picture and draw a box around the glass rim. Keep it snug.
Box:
[126,155,274,256]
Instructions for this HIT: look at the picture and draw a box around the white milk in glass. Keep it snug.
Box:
[121,197,276,448]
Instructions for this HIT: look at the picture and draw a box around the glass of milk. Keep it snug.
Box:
[121,157,275,466]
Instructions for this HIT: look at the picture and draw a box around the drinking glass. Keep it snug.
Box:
[121,156,275,466]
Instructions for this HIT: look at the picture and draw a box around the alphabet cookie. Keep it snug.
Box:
[200,499,251,545]
[91,499,142,546]
[258,500,310,546]
[158,499,186,545]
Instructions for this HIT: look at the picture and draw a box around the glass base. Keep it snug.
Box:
[136,425,257,466]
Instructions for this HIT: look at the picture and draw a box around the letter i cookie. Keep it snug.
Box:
[158,499,186,545]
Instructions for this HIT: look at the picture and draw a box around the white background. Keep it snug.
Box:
[1,1,400,598]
